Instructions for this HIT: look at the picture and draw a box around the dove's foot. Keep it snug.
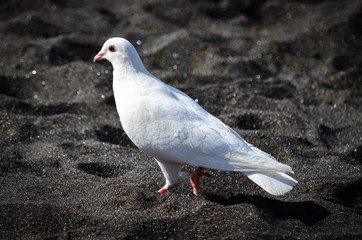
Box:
[158,184,177,194]
[190,167,211,196]
[158,187,169,194]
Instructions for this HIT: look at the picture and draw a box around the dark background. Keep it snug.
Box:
[0,0,361,239]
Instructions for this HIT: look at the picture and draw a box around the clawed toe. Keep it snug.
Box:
[190,167,211,196]
[158,188,168,194]
[158,182,178,194]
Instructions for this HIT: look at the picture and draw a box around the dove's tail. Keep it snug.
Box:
[244,171,298,196]
[241,145,297,196]
[227,144,297,196]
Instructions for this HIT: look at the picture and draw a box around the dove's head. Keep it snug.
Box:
[93,37,145,71]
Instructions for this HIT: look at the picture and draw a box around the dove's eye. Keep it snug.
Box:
[108,45,115,52]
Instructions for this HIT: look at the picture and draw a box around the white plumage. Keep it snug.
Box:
[94,37,297,196]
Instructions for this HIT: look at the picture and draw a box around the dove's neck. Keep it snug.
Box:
[111,55,161,117]
[111,56,165,132]
[112,54,147,78]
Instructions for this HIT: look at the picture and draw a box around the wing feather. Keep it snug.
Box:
[140,83,293,174]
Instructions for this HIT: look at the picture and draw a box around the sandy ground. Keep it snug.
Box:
[0,0,361,239]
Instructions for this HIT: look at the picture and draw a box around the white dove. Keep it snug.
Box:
[93,37,297,196]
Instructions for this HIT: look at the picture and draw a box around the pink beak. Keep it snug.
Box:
[93,52,106,62]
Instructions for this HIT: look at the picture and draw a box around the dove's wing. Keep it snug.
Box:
[135,83,293,173]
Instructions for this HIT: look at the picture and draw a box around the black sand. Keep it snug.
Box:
[0,0,361,239]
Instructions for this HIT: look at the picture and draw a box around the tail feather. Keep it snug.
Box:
[245,172,298,196]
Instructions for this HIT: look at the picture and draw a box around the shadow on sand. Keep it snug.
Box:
[205,193,330,226]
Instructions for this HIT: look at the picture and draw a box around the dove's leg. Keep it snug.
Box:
[190,167,211,196]
[155,159,183,194]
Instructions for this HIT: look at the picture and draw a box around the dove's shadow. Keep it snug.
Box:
[204,193,329,226]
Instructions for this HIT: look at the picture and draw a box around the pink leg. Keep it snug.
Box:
[158,183,178,194]
[158,188,168,194]
[190,167,211,196]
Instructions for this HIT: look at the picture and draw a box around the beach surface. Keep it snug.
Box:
[0,0,361,239]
